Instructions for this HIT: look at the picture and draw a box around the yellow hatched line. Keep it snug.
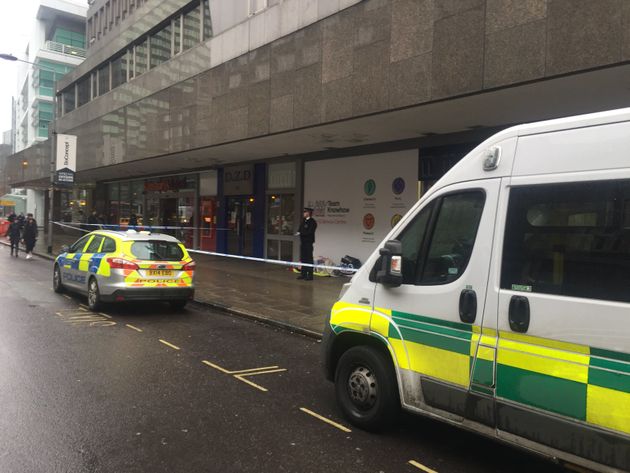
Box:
[159,339,181,351]
[201,360,279,375]
[234,375,269,392]
[126,324,143,333]
[234,368,287,392]
[299,408,351,433]
[408,460,438,473]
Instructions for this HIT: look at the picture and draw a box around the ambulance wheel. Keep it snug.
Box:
[87,277,101,311]
[169,300,187,311]
[53,264,64,293]
[335,345,399,432]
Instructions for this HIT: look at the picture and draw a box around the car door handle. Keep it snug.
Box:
[459,289,477,324]
[509,295,530,333]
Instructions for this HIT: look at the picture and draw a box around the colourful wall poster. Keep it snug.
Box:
[304,150,418,263]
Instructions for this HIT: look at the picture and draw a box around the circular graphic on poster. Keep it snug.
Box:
[391,214,403,228]
[363,213,375,230]
[364,179,376,196]
[392,177,406,195]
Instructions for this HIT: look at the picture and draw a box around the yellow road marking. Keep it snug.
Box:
[234,375,269,392]
[234,368,287,392]
[201,361,279,375]
[63,295,71,299]
[299,408,352,433]
[99,313,112,319]
[79,304,89,309]
[159,339,180,351]
[126,324,143,333]
[408,460,438,473]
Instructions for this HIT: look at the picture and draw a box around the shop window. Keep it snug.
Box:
[107,182,120,224]
[501,180,630,303]
[182,3,200,51]
[119,181,131,224]
[150,23,172,68]
[267,194,295,236]
[63,87,75,114]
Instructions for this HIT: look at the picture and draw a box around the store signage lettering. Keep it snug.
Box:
[224,165,254,195]
[144,177,188,192]
[55,134,77,187]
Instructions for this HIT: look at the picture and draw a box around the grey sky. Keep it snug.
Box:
[0,0,87,141]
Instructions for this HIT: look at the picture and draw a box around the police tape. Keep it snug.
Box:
[52,221,359,274]
[53,221,232,232]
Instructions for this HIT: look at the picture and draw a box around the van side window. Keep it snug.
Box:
[501,180,630,303]
[419,191,485,284]
[396,202,433,284]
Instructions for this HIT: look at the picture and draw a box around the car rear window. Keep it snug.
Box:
[130,241,185,261]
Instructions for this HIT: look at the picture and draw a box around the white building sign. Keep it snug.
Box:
[304,150,418,264]
[55,134,77,186]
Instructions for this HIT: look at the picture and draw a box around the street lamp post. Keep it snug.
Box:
[1,53,58,254]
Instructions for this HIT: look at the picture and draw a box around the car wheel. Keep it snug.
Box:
[87,278,101,311]
[53,265,64,293]
[169,299,187,311]
[335,345,399,432]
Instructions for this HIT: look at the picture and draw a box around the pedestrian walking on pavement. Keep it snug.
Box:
[7,215,22,258]
[296,207,317,281]
[22,213,38,260]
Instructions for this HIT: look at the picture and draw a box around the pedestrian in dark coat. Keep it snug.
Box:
[7,216,21,257]
[22,213,38,260]
[297,207,317,280]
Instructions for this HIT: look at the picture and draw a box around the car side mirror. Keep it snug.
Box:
[376,240,403,287]
[60,245,70,253]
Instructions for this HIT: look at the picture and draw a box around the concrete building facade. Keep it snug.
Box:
[7,0,630,262]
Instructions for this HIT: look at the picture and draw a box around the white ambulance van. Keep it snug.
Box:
[323,108,630,472]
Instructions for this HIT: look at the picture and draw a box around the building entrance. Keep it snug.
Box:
[226,196,255,256]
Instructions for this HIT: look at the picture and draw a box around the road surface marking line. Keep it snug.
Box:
[126,324,143,332]
[201,361,279,375]
[89,321,117,327]
[99,313,112,319]
[159,339,181,351]
[63,295,71,300]
[79,304,89,309]
[299,408,352,433]
[233,375,269,392]
[408,460,438,473]
[239,368,287,377]
[68,315,105,320]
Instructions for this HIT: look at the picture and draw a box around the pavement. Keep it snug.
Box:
[1,227,346,337]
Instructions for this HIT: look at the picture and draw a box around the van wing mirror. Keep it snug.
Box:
[376,240,403,287]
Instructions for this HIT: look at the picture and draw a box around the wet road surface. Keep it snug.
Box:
[0,251,567,473]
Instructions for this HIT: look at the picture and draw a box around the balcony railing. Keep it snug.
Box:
[43,40,87,59]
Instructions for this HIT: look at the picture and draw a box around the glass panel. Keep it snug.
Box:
[130,180,144,224]
[267,240,279,260]
[173,17,181,54]
[182,3,200,51]
[202,0,212,40]
[135,39,148,76]
[85,235,104,253]
[150,23,171,68]
[98,63,110,96]
[111,54,127,88]
[102,237,117,253]
[70,235,92,253]
[130,241,184,261]
[107,183,120,225]
[119,181,130,224]
[77,75,90,106]
[39,70,54,97]
[501,180,630,303]
[63,87,75,114]
[421,192,485,285]
[396,202,432,285]
[280,240,293,262]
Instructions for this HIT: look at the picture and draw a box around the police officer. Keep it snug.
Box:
[297,207,317,280]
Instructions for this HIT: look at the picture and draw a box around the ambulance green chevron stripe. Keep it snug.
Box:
[588,368,630,394]
[590,347,630,364]
[391,311,473,333]
[391,315,473,342]
[497,364,587,421]
[390,325,470,355]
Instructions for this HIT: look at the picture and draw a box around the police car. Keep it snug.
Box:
[53,230,195,311]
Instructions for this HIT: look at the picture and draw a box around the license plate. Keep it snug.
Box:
[147,270,173,276]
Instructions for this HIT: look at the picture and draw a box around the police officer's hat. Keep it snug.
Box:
[303,207,314,213]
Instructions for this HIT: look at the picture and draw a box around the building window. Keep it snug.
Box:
[134,39,148,76]
[39,70,55,97]
[182,3,201,52]
[150,23,171,69]
[97,63,110,96]
[111,53,127,88]
[53,27,86,48]
[173,16,181,55]
[202,0,212,40]
[77,75,91,106]
[37,102,53,138]
[63,87,75,114]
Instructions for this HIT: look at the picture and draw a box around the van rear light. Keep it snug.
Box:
[107,258,139,271]
[183,261,196,271]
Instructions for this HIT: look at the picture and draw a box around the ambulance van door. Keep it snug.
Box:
[371,178,501,420]
[496,172,630,471]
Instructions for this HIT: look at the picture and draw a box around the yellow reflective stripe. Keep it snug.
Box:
[587,385,630,435]
[330,302,371,329]
[498,339,589,383]
[371,311,390,339]
[477,345,495,362]
[500,330,590,355]
[97,259,110,277]
[390,339,410,370]
[406,340,470,387]
[78,253,91,272]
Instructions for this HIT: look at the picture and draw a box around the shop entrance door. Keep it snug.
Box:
[160,198,178,235]
[226,197,254,256]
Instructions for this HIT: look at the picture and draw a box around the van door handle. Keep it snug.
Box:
[459,289,477,323]
[509,295,530,333]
